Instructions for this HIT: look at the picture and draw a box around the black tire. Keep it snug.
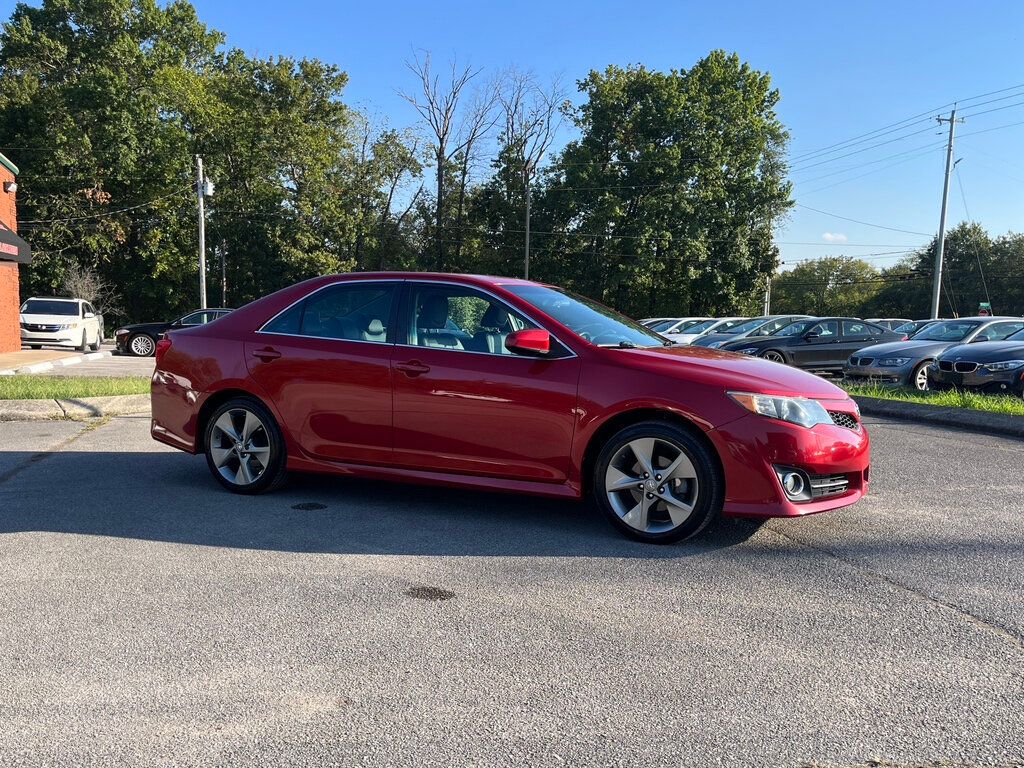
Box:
[910,360,931,391]
[128,333,156,357]
[203,396,288,494]
[77,331,88,352]
[90,332,101,351]
[760,349,787,364]
[592,420,724,544]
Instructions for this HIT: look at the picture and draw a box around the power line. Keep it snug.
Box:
[797,145,945,196]
[958,98,1024,119]
[953,164,991,305]
[788,124,938,172]
[19,186,191,224]
[794,203,932,236]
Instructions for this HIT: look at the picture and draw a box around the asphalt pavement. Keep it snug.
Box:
[0,415,1022,767]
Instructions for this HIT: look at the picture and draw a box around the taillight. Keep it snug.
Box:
[900,334,909,341]
[155,336,172,365]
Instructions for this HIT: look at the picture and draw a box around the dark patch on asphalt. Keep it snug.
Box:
[291,502,327,511]
[405,586,456,601]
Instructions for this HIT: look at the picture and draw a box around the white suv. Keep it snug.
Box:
[20,297,104,352]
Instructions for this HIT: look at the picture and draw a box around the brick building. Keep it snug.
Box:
[0,152,31,354]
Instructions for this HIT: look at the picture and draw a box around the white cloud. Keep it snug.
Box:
[821,232,848,243]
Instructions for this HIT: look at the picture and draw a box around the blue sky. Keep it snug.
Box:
[5,0,1024,272]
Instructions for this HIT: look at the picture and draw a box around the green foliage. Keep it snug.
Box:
[843,382,1024,417]
[770,257,883,316]
[0,375,150,400]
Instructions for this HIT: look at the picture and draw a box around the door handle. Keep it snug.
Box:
[252,346,281,362]
[395,360,431,377]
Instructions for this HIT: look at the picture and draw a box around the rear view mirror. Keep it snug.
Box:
[505,329,550,356]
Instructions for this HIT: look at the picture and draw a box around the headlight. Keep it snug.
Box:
[115,328,129,336]
[728,391,833,429]
[878,357,911,366]
[983,360,1024,371]
[737,347,759,355]
[708,341,724,349]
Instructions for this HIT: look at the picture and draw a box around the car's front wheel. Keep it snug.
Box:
[760,350,787,364]
[911,361,930,391]
[128,333,155,357]
[593,420,723,543]
[204,397,288,494]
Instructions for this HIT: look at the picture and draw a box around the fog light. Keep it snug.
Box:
[782,471,805,497]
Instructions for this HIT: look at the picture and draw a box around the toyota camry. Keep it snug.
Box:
[151,273,870,543]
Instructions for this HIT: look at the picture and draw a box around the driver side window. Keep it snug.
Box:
[406,284,535,355]
[808,320,839,338]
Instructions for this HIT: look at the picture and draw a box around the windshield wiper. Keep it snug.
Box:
[598,340,638,348]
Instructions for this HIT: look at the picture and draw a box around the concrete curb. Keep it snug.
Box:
[0,350,112,376]
[853,395,1024,439]
[0,394,149,422]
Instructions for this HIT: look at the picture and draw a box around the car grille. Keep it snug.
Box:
[938,360,954,371]
[25,323,61,332]
[828,411,859,430]
[850,356,873,367]
[953,361,978,373]
[809,473,849,499]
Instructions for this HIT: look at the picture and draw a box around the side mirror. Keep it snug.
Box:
[803,332,820,340]
[84,312,95,319]
[505,329,551,356]
[972,335,989,343]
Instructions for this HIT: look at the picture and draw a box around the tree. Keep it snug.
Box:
[770,257,883,316]
[533,52,791,318]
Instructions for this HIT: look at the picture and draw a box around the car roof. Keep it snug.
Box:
[26,296,81,302]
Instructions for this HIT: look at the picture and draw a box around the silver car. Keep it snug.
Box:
[843,316,1024,390]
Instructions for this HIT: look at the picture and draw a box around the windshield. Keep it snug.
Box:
[723,317,769,335]
[21,299,79,316]
[914,320,982,342]
[649,319,680,332]
[681,319,718,334]
[775,319,816,337]
[505,285,667,348]
[712,318,748,333]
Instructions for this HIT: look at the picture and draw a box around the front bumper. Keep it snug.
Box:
[709,409,870,518]
[842,361,914,386]
[929,364,1024,395]
[20,328,80,347]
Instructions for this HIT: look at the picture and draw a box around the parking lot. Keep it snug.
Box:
[1,414,1022,766]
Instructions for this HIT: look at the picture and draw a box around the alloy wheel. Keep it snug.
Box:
[762,351,786,363]
[130,335,155,356]
[914,364,929,390]
[209,408,272,486]
[604,437,700,534]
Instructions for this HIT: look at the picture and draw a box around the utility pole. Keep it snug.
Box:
[523,179,532,281]
[220,242,227,307]
[196,155,207,310]
[930,108,964,319]
[763,272,772,315]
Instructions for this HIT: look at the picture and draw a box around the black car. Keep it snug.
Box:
[929,327,1024,396]
[114,308,233,356]
[719,317,905,372]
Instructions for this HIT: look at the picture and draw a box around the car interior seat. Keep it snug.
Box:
[471,304,512,354]
[416,295,464,349]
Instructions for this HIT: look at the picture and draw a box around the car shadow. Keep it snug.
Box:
[0,449,766,558]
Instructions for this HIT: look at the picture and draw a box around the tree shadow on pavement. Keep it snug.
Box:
[0,449,767,558]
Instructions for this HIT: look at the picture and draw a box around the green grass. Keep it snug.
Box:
[842,382,1024,417]
[0,375,150,401]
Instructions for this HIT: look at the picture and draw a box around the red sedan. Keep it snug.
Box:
[151,273,869,543]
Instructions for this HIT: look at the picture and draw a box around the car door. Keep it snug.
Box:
[245,280,399,466]
[839,321,881,365]
[791,320,840,366]
[391,282,581,483]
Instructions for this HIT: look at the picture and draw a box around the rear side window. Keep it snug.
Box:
[985,321,1024,340]
[262,282,396,342]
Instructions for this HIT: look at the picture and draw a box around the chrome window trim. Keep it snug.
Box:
[255,278,404,344]
[402,279,579,360]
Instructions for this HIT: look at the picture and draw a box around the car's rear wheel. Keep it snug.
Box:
[593,421,723,543]
[761,350,786,364]
[128,333,155,357]
[204,397,287,494]
[911,361,930,391]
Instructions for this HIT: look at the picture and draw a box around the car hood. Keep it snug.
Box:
[852,340,953,358]
[19,313,82,324]
[690,332,734,347]
[616,345,848,400]
[937,341,1024,363]
[116,321,172,334]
